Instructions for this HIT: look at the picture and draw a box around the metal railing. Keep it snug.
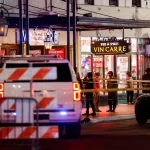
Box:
[0,97,39,150]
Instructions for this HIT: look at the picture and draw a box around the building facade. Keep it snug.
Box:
[0,0,150,79]
[76,0,150,80]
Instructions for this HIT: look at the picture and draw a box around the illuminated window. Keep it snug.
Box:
[81,54,92,78]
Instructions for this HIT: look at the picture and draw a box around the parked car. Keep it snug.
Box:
[135,94,150,124]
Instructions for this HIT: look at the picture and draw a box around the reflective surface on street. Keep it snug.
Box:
[2,119,150,150]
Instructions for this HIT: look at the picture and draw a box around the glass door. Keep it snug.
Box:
[81,53,92,78]
[117,56,129,94]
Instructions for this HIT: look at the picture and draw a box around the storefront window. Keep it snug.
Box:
[131,38,137,52]
[81,54,91,78]
[104,55,114,78]
[138,39,145,53]
[138,55,144,93]
[93,55,103,75]
[131,55,137,79]
[131,55,137,93]
[81,37,91,53]
[93,55,104,94]
[117,56,129,93]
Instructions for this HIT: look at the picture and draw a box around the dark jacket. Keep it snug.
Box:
[77,78,83,89]
[107,76,118,100]
[83,77,94,95]
[142,73,150,93]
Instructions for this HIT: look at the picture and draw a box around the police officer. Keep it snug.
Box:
[82,72,96,116]
[106,71,118,112]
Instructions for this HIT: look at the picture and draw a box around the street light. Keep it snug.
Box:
[0,9,8,36]
[44,28,53,49]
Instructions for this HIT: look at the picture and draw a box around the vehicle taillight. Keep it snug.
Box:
[0,83,4,98]
[73,82,81,101]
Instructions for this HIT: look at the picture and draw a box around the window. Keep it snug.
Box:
[109,0,118,6]
[132,0,141,7]
[84,0,94,5]
[6,63,29,68]
[32,63,72,82]
[6,63,72,82]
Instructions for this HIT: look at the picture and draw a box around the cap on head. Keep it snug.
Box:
[95,72,100,76]
[108,71,113,76]
[87,72,93,78]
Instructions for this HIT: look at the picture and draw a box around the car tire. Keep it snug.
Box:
[136,113,147,124]
[65,121,81,138]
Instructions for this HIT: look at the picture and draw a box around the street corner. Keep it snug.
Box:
[90,114,136,123]
[81,114,135,124]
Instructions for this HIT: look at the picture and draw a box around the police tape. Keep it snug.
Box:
[81,87,150,93]
[81,79,150,83]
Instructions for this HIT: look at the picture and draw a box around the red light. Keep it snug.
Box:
[73,91,81,101]
[73,82,81,101]
[0,83,3,91]
[0,92,3,98]
[73,82,80,90]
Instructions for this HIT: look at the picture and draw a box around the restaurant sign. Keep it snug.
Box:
[91,41,131,55]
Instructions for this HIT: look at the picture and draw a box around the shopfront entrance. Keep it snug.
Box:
[80,37,147,103]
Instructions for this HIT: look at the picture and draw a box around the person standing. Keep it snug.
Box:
[142,68,150,93]
[106,71,118,112]
[77,72,83,89]
[82,72,96,116]
[126,71,134,104]
[94,72,102,112]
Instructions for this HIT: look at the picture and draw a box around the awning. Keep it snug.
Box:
[7,15,150,31]
[76,17,150,30]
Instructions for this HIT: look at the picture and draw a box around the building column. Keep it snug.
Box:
[77,32,81,75]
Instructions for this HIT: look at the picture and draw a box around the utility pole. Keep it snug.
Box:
[72,0,77,73]
[18,0,23,55]
[25,0,29,55]
[67,0,70,61]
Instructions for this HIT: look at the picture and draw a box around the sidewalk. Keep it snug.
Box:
[81,104,135,123]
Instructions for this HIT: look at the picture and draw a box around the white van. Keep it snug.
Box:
[0,56,82,138]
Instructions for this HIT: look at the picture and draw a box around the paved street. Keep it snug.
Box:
[2,119,150,150]
[82,119,150,135]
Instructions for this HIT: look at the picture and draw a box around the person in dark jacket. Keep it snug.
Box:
[77,72,83,89]
[142,68,150,93]
[106,71,118,112]
[82,72,96,116]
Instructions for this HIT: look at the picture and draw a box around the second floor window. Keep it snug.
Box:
[109,0,118,6]
[132,0,141,7]
[84,0,94,5]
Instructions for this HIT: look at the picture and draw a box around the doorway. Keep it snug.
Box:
[116,55,130,94]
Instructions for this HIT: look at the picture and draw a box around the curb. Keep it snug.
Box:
[90,114,135,123]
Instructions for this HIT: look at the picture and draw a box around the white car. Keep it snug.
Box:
[0,56,82,138]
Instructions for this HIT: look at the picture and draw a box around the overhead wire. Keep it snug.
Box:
[0,3,40,16]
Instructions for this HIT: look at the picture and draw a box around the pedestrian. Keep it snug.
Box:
[77,72,83,89]
[126,71,134,104]
[142,68,150,93]
[106,71,118,112]
[93,72,102,112]
[82,72,96,116]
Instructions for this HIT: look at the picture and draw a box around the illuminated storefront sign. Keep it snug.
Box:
[91,41,131,55]
[48,48,65,59]
[16,29,59,45]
